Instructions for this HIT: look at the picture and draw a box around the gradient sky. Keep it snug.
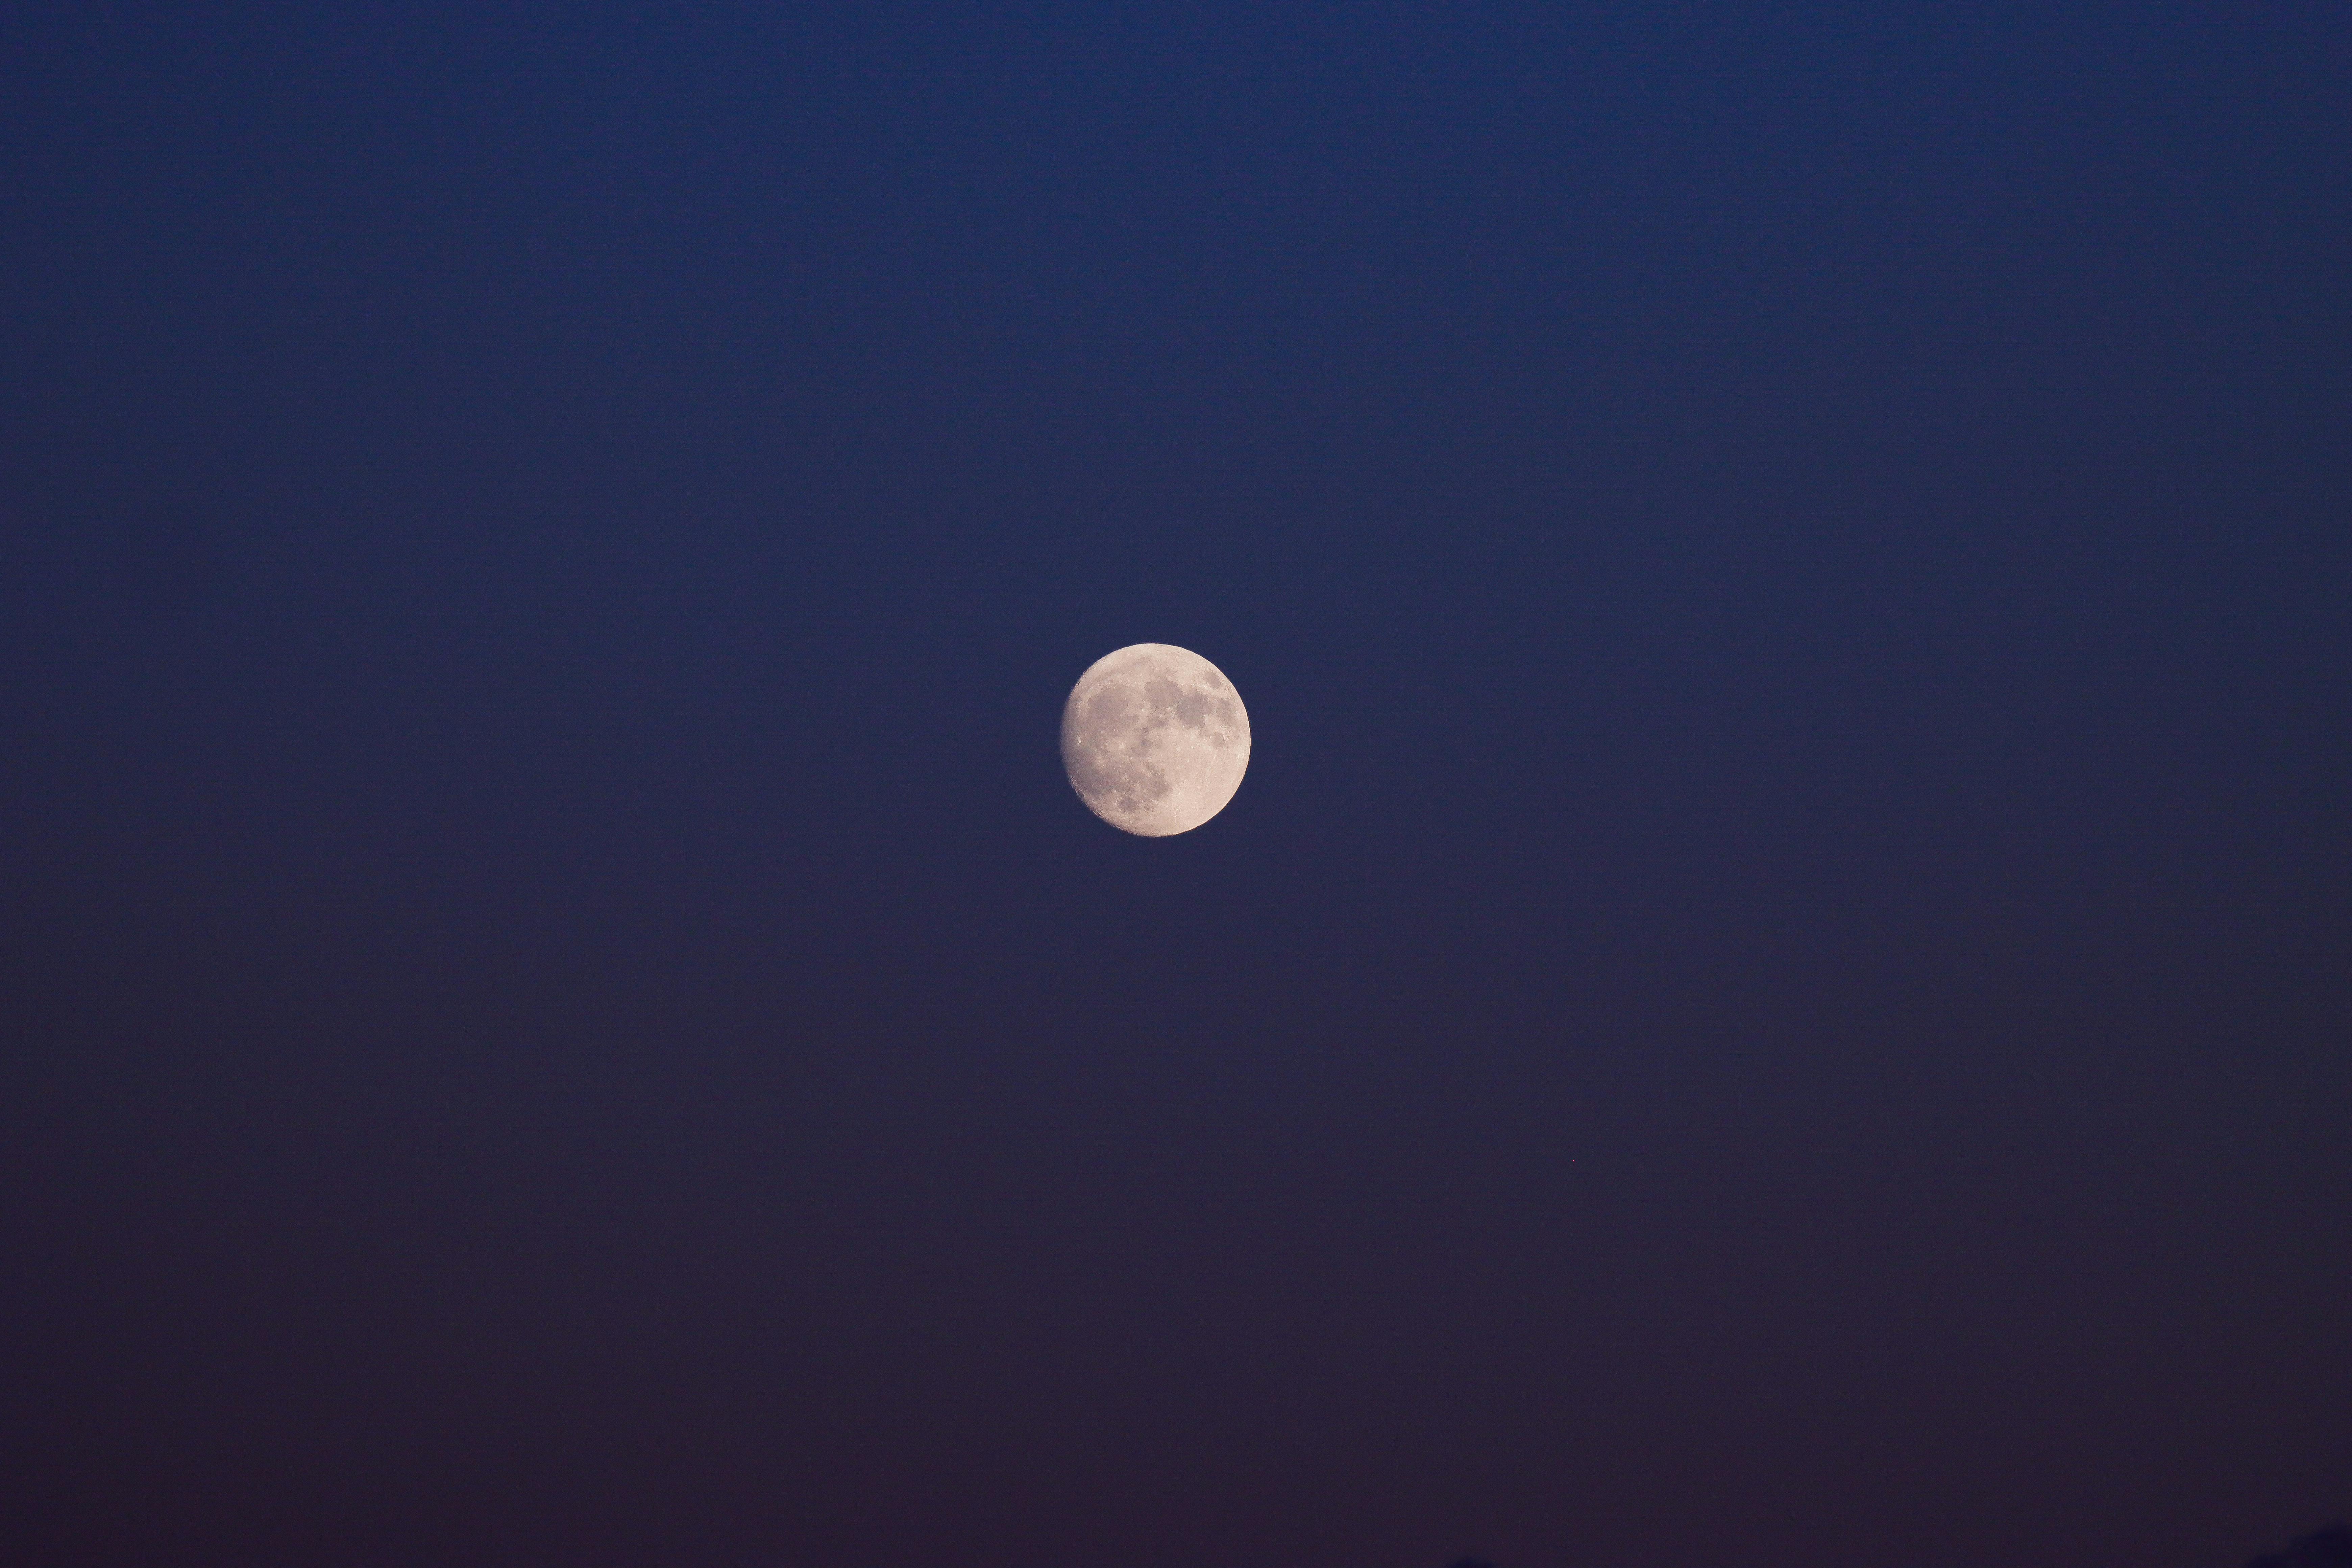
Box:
[3,5,2348,1566]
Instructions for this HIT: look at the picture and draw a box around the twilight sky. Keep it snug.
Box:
[2,5,2348,1566]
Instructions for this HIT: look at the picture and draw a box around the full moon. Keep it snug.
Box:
[1061,644,1250,836]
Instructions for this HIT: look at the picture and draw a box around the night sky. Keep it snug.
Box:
[4,6,2348,1566]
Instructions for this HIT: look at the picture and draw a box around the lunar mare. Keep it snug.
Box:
[1061,644,1250,836]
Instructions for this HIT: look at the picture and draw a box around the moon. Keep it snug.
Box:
[1061,644,1250,836]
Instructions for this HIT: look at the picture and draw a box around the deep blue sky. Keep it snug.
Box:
[3,5,2348,1566]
